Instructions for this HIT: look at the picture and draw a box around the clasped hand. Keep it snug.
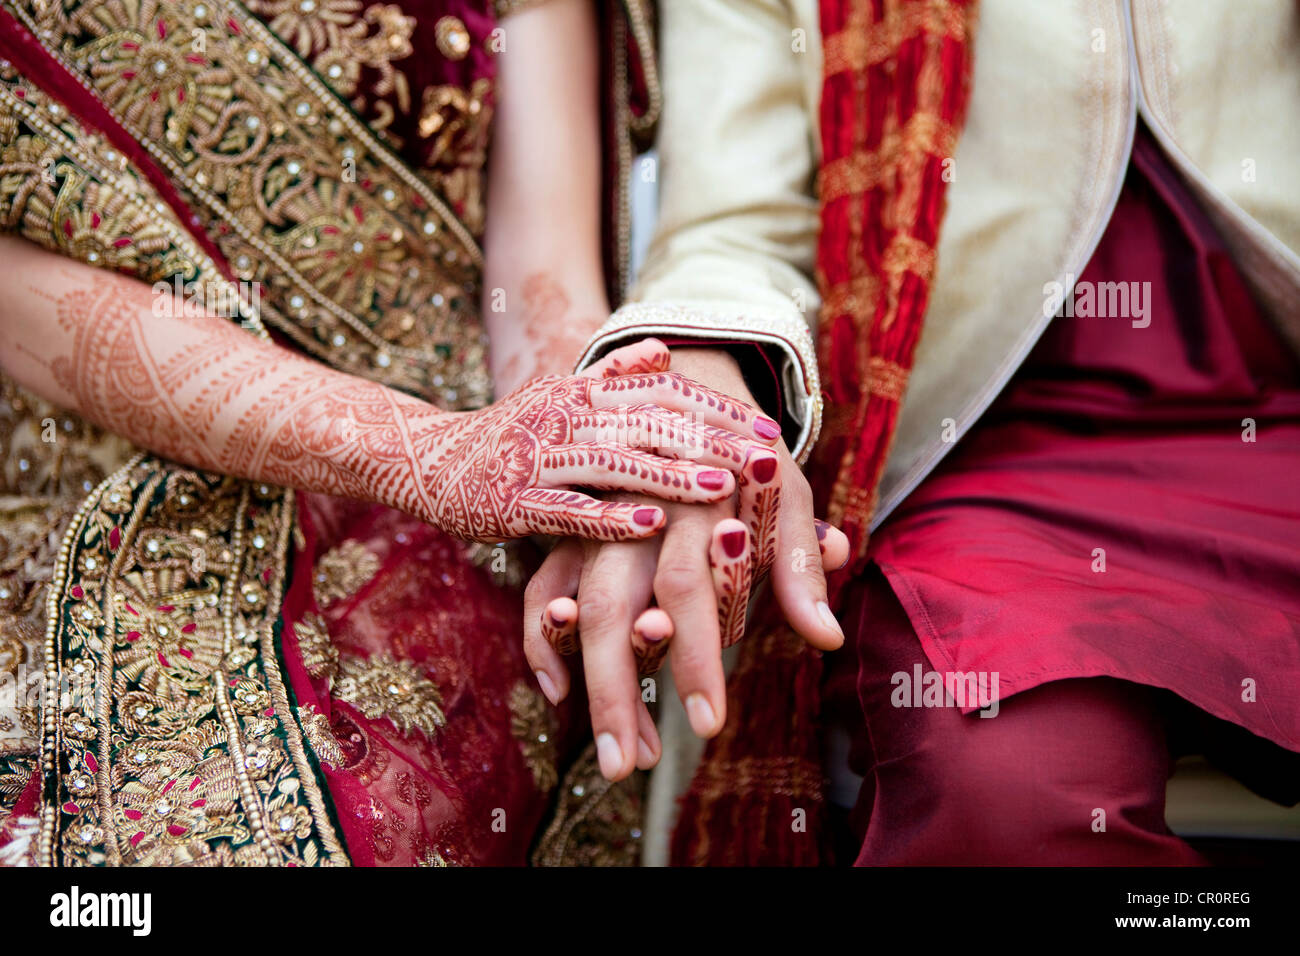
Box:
[519,340,850,782]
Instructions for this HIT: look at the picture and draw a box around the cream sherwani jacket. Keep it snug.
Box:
[576,0,1300,863]
[580,0,1300,515]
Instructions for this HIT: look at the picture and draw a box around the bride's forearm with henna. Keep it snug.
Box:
[0,246,444,519]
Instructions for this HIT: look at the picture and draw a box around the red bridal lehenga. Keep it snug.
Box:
[0,0,655,866]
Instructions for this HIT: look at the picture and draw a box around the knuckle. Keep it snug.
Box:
[577,586,629,629]
[672,643,717,683]
[783,471,814,506]
[785,466,811,495]
[654,562,706,603]
[585,687,628,725]
[523,573,552,611]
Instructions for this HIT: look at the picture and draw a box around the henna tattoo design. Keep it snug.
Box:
[711,521,754,650]
[495,272,603,390]
[541,605,578,657]
[632,617,671,676]
[38,272,768,544]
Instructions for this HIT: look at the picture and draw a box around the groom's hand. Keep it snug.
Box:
[522,346,848,782]
[664,347,849,648]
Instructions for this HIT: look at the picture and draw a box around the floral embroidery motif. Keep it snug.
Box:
[0,377,137,776]
[0,754,34,817]
[532,743,644,867]
[248,1,416,143]
[417,78,492,234]
[296,704,346,766]
[312,539,380,608]
[40,464,348,866]
[293,611,339,682]
[334,653,445,738]
[508,681,557,792]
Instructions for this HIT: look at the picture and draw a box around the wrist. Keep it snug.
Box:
[341,386,451,524]
[665,346,754,405]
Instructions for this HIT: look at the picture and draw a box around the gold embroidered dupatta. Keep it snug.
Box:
[0,0,499,866]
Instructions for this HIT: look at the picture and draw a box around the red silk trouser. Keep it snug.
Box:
[838,567,1207,866]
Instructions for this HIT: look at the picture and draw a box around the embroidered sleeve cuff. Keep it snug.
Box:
[574,301,823,465]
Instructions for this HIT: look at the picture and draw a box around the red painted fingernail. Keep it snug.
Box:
[696,469,729,491]
[751,455,777,484]
[633,507,660,527]
[753,416,782,440]
[815,520,829,541]
[721,529,748,558]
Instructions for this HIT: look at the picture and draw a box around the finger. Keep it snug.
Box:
[655,511,728,739]
[514,487,665,540]
[578,540,658,782]
[543,597,579,656]
[710,518,754,649]
[523,541,583,703]
[571,405,776,473]
[540,444,737,503]
[581,338,672,379]
[770,475,844,651]
[738,446,782,578]
[634,697,661,771]
[589,371,782,445]
[815,519,851,571]
[632,606,673,675]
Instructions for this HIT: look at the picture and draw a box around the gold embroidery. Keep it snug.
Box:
[532,743,644,866]
[293,611,338,683]
[0,122,198,281]
[818,112,959,207]
[461,539,525,588]
[822,0,971,76]
[0,377,137,769]
[0,810,38,867]
[39,463,348,866]
[312,539,380,608]
[416,846,452,866]
[297,704,345,766]
[334,653,445,739]
[417,78,492,235]
[4,0,491,410]
[434,16,470,61]
[247,1,415,138]
[508,681,557,792]
[866,356,911,403]
[0,755,33,811]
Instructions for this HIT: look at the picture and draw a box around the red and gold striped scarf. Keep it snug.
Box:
[672,0,980,866]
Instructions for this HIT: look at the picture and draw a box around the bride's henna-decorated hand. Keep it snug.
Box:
[0,247,784,544]
[408,362,784,540]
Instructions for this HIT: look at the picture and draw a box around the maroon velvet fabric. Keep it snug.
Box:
[856,125,1300,754]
